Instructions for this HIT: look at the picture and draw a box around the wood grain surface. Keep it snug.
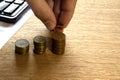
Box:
[1,0,120,80]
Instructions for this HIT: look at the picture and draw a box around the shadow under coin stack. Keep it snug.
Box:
[15,39,29,54]
[33,36,46,54]
[51,32,66,55]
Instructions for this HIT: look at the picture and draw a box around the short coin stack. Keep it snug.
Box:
[33,36,46,54]
[15,39,29,54]
[51,31,66,55]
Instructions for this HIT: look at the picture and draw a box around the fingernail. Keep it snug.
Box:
[44,21,55,30]
[56,25,62,28]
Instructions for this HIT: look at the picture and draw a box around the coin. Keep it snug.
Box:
[51,31,65,41]
[34,36,46,45]
[51,31,66,55]
[33,36,46,55]
[15,39,29,54]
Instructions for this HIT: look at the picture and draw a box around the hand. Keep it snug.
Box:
[27,0,77,32]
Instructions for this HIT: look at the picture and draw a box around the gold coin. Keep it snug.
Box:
[51,31,65,41]
[15,39,29,54]
[33,35,46,55]
[33,36,46,46]
[51,31,66,55]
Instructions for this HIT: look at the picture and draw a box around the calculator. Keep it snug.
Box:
[0,0,29,23]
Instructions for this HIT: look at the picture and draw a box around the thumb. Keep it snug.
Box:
[27,0,56,30]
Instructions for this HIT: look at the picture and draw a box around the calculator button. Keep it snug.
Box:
[12,2,28,16]
[14,0,24,5]
[0,0,29,23]
[0,1,10,12]
[4,3,19,15]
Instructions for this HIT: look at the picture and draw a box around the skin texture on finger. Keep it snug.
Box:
[53,0,61,20]
[27,0,56,30]
[46,0,54,9]
[58,0,77,28]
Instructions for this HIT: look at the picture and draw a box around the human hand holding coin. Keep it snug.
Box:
[26,0,77,32]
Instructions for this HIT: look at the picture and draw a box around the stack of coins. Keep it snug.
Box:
[33,36,46,54]
[51,31,66,55]
[15,39,29,54]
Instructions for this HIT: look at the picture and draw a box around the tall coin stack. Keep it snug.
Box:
[15,39,29,55]
[33,36,46,54]
[51,31,66,55]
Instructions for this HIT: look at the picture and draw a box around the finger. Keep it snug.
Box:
[53,0,61,20]
[58,0,77,28]
[27,0,56,30]
[46,0,54,9]
[55,26,64,32]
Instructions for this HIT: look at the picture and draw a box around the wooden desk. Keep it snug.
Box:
[1,0,120,79]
